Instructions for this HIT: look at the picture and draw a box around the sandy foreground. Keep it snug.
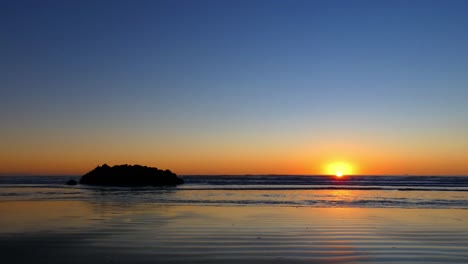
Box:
[0,201,467,263]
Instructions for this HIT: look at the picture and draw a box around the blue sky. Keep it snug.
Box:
[1,0,468,175]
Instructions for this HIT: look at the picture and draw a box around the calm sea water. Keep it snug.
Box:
[1,175,467,208]
[1,175,468,263]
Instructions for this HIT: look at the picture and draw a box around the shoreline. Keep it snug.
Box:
[1,201,467,263]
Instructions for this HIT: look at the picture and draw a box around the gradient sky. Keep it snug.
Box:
[1,0,468,175]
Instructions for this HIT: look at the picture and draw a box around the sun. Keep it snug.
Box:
[325,162,353,177]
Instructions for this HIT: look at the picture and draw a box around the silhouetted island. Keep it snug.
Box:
[79,164,184,186]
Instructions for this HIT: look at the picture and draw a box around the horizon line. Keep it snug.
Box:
[1,173,468,177]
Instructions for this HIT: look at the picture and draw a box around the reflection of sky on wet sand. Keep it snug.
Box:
[1,201,467,263]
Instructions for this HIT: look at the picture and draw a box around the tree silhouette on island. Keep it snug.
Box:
[78,164,184,186]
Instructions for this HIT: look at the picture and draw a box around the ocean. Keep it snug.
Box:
[1,175,467,263]
[1,175,468,208]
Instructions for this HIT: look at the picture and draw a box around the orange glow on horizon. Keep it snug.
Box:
[1,143,468,175]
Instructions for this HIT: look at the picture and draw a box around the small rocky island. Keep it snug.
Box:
[79,164,184,186]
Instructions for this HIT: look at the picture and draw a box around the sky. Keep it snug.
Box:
[1,0,468,175]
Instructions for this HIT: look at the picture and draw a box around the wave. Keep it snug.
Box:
[1,176,468,208]
[2,175,468,188]
[178,186,468,192]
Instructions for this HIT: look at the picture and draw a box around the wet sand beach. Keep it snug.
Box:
[1,201,467,264]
